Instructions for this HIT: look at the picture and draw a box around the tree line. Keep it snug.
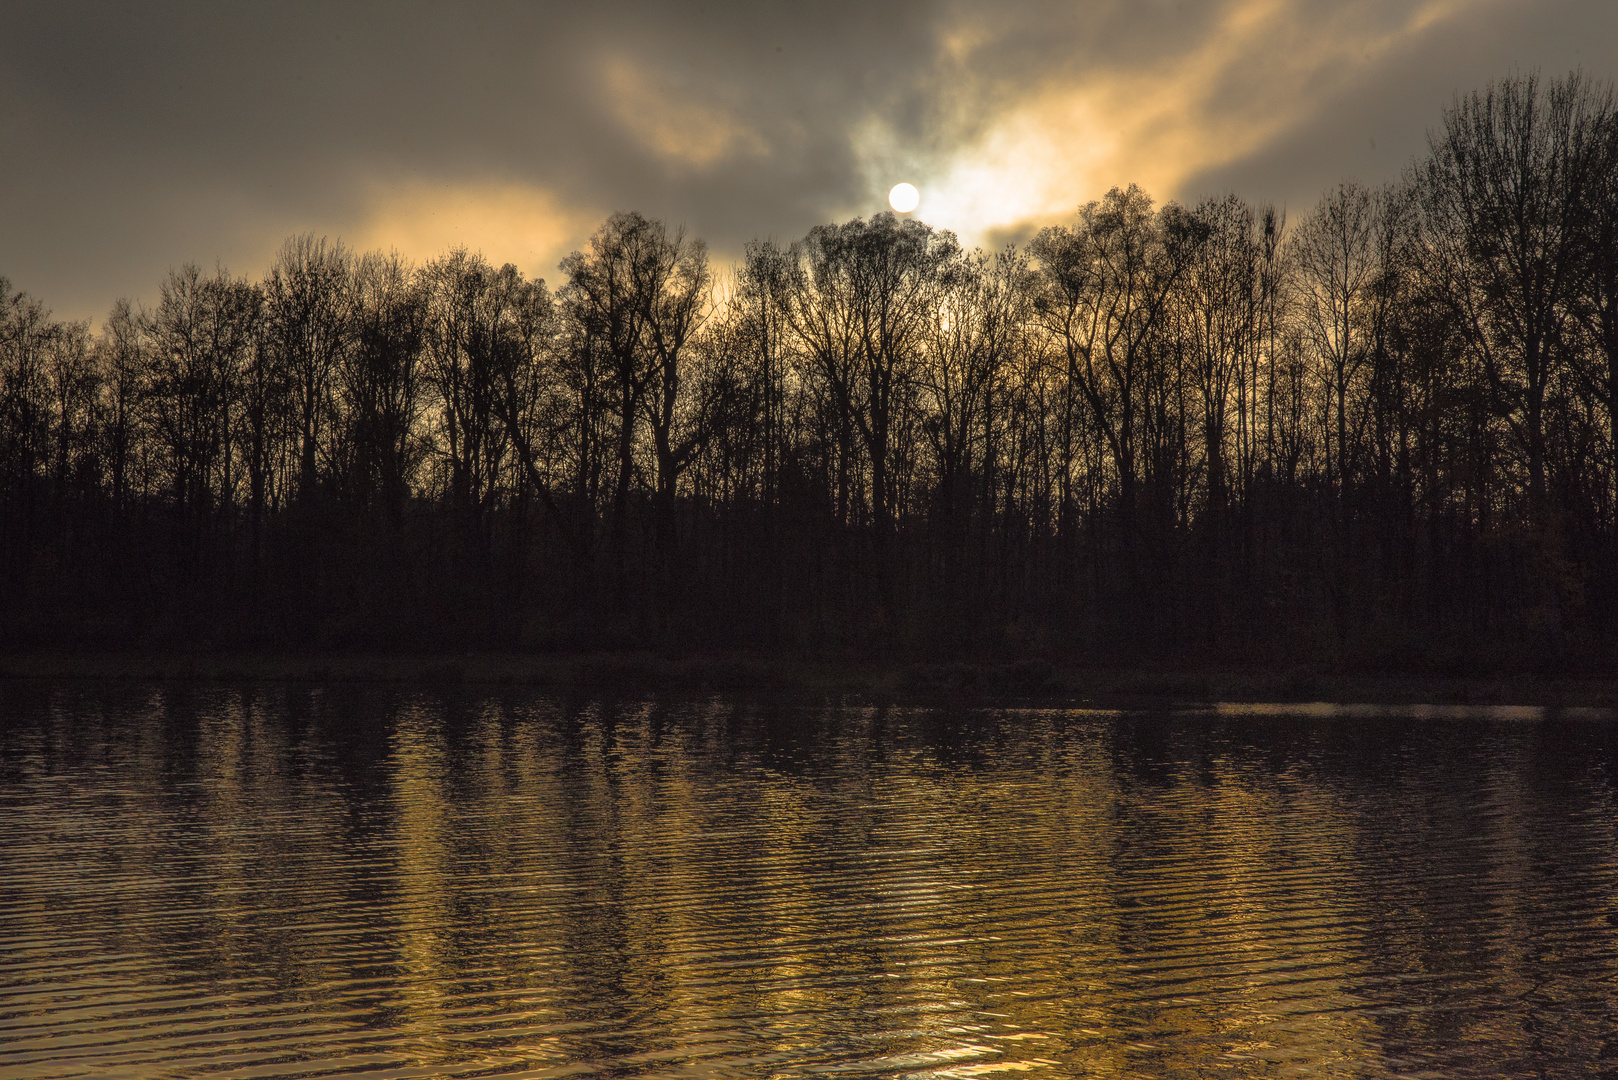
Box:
[5,71,1618,669]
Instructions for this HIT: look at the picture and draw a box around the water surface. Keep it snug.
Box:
[2,686,1616,1078]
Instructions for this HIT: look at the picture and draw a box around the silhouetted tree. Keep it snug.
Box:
[342,250,427,523]
[144,264,258,519]
[1420,71,1610,523]
[6,70,1618,665]
[264,235,351,504]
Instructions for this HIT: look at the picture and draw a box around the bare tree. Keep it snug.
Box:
[342,250,427,522]
[1183,194,1263,522]
[263,235,353,502]
[1567,91,1618,521]
[735,240,794,510]
[636,224,712,551]
[45,319,98,495]
[421,249,511,520]
[95,299,148,507]
[918,246,1025,539]
[1030,185,1199,537]
[0,280,56,499]
[144,264,259,517]
[487,262,605,567]
[1421,71,1611,520]
[784,213,955,542]
[560,212,710,564]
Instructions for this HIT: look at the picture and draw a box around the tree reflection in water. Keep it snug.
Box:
[1,685,1615,1078]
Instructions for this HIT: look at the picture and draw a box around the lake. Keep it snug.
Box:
[2,685,1616,1078]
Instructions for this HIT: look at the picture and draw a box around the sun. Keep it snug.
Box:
[888,182,920,213]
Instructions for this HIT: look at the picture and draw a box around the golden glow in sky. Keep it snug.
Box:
[3,0,1600,322]
[327,0,1504,286]
[351,180,596,282]
[853,0,1495,249]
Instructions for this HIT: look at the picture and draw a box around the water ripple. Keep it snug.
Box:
[2,687,1616,1077]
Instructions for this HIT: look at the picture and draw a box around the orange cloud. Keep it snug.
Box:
[351,180,599,282]
[858,0,1494,245]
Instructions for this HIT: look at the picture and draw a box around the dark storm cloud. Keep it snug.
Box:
[2,0,952,311]
[1182,0,1618,213]
[1,0,1613,320]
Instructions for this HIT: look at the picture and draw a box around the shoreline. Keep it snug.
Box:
[3,650,1616,710]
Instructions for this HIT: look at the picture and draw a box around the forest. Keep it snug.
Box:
[4,72,1618,672]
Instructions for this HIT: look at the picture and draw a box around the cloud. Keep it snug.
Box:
[351,180,599,283]
[600,57,771,169]
[0,0,1610,320]
[861,0,1500,247]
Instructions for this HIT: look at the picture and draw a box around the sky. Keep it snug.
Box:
[2,0,1614,324]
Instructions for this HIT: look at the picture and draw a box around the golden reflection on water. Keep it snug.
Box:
[2,689,1617,1078]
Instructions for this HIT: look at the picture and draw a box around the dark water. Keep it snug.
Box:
[3,687,1617,1079]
